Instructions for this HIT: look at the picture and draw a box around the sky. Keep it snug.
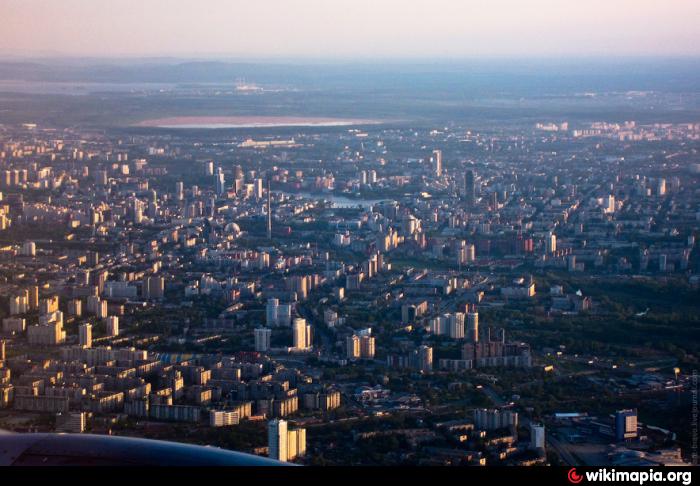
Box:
[1,0,699,59]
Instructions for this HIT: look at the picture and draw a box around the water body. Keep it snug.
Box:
[280,191,390,209]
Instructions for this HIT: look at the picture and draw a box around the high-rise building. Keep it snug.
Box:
[266,176,272,239]
[204,160,214,176]
[268,419,288,462]
[464,169,476,206]
[467,311,479,342]
[254,327,272,352]
[268,419,306,462]
[530,423,546,450]
[21,241,36,257]
[175,181,184,201]
[266,298,279,326]
[360,335,376,359]
[431,149,442,177]
[416,345,433,372]
[346,335,360,359]
[215,168,226,196]
[79,323,92,348]
[448,312,465,339]
[615,409,638,441]
[474,408,519,431]
[546,232,557,254]
[657,178,666,196]
[143,276,165,300]
[292,318,312,350]
[106,316,119,337]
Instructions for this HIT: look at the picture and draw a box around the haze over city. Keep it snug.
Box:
[2,0,700,59]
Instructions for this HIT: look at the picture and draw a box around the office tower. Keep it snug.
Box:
[615,409,638,441]
[254,327,272,352]
[79,323,92,348]
[292,318,312,350]
[268,419,288,462]
[106,316,119,337]
[0,340,5,361]
[431,149,442,177]
[546,232,557,254]
[416,345,433,372]
[464,169,476,206]
[467,311,479,342]
[530,423,546,450]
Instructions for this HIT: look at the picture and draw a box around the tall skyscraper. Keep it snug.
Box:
[464,169,476,206]
[266,176,272,239]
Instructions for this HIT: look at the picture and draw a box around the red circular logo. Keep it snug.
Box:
[568,468,583,484]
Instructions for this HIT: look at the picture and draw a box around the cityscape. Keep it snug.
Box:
[0,0,698,473]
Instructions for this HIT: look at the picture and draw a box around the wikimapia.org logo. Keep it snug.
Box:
[567,468,693,485]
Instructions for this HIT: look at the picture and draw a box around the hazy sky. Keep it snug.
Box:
[1,0,699,59]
